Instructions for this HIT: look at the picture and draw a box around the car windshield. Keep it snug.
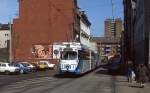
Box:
[38,62,47,65]
[21,63,28,67]
[8,63,15,67]
[38,62,43,65]
[61,51,77,60]
[22,63,30,66]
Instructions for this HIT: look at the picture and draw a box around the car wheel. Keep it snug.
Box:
[5,71,10,75]
[20,69,24,74]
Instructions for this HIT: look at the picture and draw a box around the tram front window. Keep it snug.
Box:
[61,51,77,60]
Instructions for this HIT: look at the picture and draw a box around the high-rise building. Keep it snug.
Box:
[105,18,122,38]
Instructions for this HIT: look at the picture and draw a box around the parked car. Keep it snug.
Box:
[36,61,48,70]
[38,61,55,69]
[30,62,40,71]
[0,62,20,74]
[10,62,32,74]
[20,62,37,72]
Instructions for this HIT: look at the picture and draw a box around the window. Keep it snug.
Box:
[106,45,111,47]
[8,64,14,67]
[1,64,6,67]
[78,50,90,60]
[5,34,8,37]
[61,51,77,60]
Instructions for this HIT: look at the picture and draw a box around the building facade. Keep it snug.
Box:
[12,0,80,61]
[79,11,91,48]
[12,0,92,62]
[0,24,10,62]
[93,37,120,57]
[105,18,122,38]
[123,0,150,67]
[123,0,136,67]
[93,18,122,61]
[0,24,10,48]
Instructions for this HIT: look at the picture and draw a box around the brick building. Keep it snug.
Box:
[93,18,122,60]
[12,0,81,61]
[93,37,120,56]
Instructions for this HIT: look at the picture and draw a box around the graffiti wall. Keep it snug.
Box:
[31,45,53,59]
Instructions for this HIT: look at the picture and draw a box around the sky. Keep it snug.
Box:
[0,0,123,37]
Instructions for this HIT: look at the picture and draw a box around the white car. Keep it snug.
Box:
[0,62,20,74]
[38,61,55,69]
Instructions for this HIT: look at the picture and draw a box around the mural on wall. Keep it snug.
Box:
[31,45,53,59]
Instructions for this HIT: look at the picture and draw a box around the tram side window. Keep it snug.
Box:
[91,52,95,60]
[78,50,90,60]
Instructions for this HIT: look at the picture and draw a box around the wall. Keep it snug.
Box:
[80,16,91,48]
[12,0,76,61]
[0,30,10,48]
[80,20,90,35]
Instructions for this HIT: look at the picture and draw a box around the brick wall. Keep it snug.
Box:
[12,0,77,61]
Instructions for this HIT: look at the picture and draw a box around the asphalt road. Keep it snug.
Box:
[0,70,57,87]
[0,67,116,93]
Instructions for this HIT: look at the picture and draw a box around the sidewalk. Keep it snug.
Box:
[115,76,150,93]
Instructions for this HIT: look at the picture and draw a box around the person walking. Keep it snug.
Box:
[127,60,135,83]
[137,64,149,88]
[127,65,132,82]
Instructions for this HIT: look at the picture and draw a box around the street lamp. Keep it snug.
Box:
[9,20,12,62]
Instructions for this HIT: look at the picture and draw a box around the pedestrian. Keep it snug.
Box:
[137,64,149,88]
[127,66,132,82]
[131,70,136,81]
[127,60,134,83]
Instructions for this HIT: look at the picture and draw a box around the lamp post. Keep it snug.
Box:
[9,18,12,62]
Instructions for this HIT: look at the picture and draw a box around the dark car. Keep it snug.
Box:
[20,62,37,72]
[10,62,32,74]
[108,57,121,73]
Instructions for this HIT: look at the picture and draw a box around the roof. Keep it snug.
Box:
[80,11,91,26]
[0,24,10,30]
[76,9,91,26]
[92,37,120,44]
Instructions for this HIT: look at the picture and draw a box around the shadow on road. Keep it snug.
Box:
[95,68,109,75]
[53,73,84,78]
[53,69,96,79]
[95,65,125,76]
[128,84,144,88]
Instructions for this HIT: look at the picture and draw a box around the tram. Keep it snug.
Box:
[56,42,99,74]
